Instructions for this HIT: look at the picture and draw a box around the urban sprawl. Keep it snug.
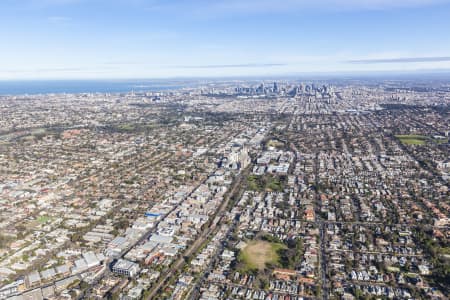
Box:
[0,79,449,300]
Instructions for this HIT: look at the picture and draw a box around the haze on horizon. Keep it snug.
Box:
[1,0,450,79]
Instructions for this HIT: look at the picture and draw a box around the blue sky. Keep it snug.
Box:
[1,0,450,79]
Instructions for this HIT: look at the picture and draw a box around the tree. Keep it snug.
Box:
[70,232,83,242]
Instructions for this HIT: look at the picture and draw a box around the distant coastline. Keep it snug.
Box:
[0,80,188,96]
[2,71,450,96]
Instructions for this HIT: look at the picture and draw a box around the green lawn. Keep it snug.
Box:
[239,240,286,271]
[396,134,448,145]
[118,124,136,131]
[246,174,285,192]
[37,215,51,223]
[396,135,428,145]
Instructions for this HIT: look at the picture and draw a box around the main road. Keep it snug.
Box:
[144,169,247,300]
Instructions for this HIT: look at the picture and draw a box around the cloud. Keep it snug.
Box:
[175,63,286,69]
[103,61,143,66]
[101,62,286,69]
[187,0,450,16]
[348,56,450,64]
[0,66,117,75]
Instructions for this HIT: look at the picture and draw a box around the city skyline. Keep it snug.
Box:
[2,0,450,79]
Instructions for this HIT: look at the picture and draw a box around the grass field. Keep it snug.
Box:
[395,135,428,145]
[37,215,51,223]
[239,240,285,270]
[396,134,449,145]
[246,174,285,192]
[267,139,285,149]
[118,124,136,131]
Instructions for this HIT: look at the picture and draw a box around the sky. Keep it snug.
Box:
[1,0,450,79]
